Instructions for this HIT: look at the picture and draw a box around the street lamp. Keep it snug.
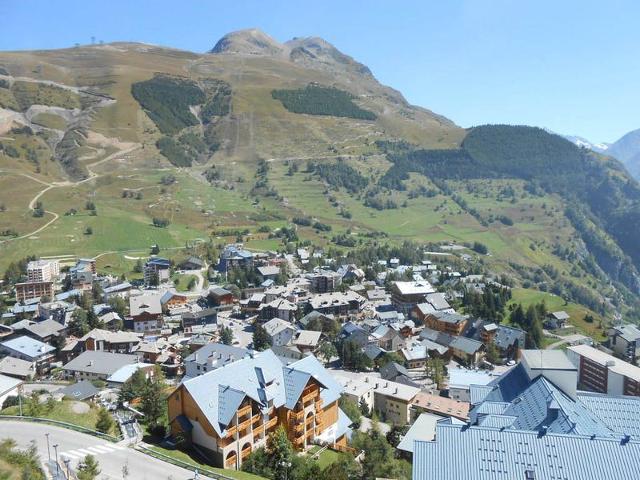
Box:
[279,461,291,480]
[45,433,51,463]
[53,444,59,478]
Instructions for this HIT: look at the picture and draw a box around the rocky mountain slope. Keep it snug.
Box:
[607,128,640,180]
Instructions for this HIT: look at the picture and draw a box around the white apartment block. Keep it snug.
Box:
[27,260,60,283]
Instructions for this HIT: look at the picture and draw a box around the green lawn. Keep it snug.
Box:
[509,288,607,341]
[0,399,117,436]
[145,444,265,480]
[172,273,198,292]
[308,445,348,469]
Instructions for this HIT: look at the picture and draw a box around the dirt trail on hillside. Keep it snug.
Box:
[0,143,140,244]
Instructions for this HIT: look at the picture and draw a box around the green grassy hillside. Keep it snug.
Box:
[0,41,639,321]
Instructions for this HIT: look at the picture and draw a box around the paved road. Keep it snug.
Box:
[1,421,207,480]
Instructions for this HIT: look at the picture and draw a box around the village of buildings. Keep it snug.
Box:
[1,242,640,479]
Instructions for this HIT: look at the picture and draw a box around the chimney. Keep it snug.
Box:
[394,387,398,394]
[538,425,548,438]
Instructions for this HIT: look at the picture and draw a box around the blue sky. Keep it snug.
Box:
[1,0,637,142]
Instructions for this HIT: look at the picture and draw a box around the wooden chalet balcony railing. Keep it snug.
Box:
[241,447,252,459]
[315,399,323,411]
[293,422,305,434]
[237,404,252,417]
[219,435,235,447]
[226,425,237,436]
[265,416,278,429]
[292,410,305,421]
[225,455,237,468]
[302,391,317,405]
[237,417,252,432]
[252,414,262,426]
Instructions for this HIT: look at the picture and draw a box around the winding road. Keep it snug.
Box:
[2,420,211,480]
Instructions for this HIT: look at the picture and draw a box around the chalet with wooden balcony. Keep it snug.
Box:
[168,349,350,469]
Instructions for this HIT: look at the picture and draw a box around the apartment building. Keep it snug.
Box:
[307,270,342,293]
[334,373,419,425]
[26,260,59,282]
[15,281,54,303]
[608,324,640,364]
[143,258,171,286]
[80,329,142,354]
[168,350,349,469]
[423,312,469,336]
[567,344,640,397]
[391,281,435,317]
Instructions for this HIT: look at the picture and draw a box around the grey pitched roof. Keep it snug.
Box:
[185,343,249,366]
[449,336,483,355]
[63,351,139,376]
[23,319,65,340]
[380,361,410,380]
[432,312,468,325]
[493,324,526,350]
[0,373,22,395]
[0,356,34,378]
[56,380,100,400]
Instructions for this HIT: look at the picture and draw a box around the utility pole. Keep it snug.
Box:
[45,433,51,462]
[53,444,59,478]
[18,385,23,416]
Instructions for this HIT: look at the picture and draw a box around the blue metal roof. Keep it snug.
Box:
[578,392,640,438]
[182,350,342,436]
[413,423,640,480]
[472,363,531,405]
[500,377,613,437]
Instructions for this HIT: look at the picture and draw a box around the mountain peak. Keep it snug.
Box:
[285,36,372,77]
[209,29,373,78]
[209,28,285,56]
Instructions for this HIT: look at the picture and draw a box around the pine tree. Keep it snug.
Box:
[220,326,234,345]
[266,426,294,480]
[95,408,114,434]
[77,455,101,480]
[252,323,272,351]
[140,369,166,428]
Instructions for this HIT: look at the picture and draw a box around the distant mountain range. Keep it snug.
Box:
[563,130,640,179]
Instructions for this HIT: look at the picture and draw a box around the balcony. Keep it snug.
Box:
[226,425,237,436]
[252,414,262,426]
[315,399,323,411]
[237,404,252,417]
[265,417,278,429]
[301,391,317,405]
[241,447,252,459]
[292,410,305,421]
[293,422,305,434]
[237,417,252,432]
[219,435,235,447]
[225,455,237,468]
